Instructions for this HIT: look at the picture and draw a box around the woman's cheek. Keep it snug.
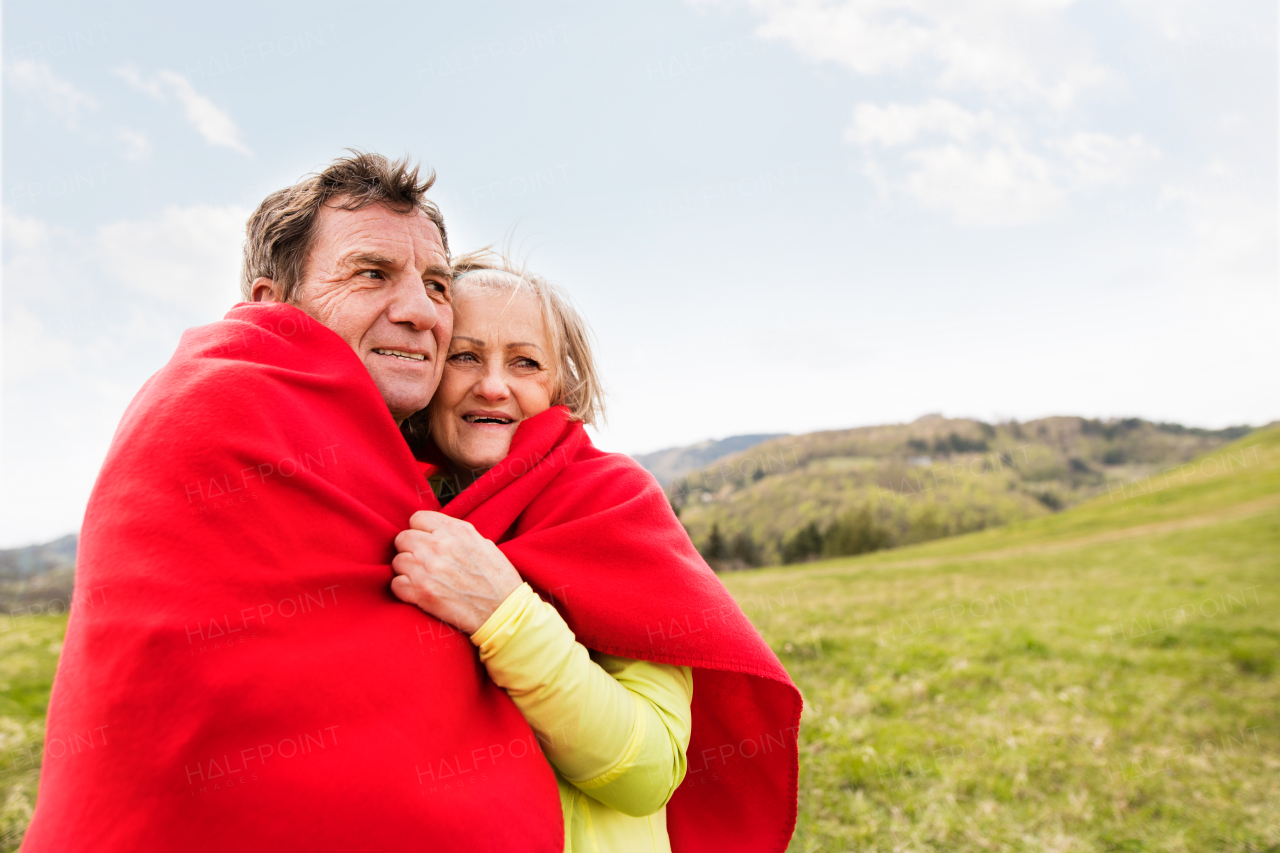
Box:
[518,375,554,415]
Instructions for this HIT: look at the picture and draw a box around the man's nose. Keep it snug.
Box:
[386,278,439,330]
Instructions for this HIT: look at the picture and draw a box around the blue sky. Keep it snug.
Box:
[2,0,1276,546]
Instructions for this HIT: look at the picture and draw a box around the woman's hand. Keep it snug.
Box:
[391,511,523,635]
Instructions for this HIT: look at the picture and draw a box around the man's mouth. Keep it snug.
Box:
[372,348,427,361]
[462,414,515,425]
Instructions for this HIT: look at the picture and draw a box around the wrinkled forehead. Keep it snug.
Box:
[453,270,540,314]
[451,277,552,345]
[313,202,444,261]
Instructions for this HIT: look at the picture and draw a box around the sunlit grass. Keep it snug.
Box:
[724,428,1280,851]
[0,615,64,851]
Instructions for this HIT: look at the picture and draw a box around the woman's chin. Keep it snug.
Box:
[449,445,511,475]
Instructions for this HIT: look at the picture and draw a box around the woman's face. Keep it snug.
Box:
[429,287,556,474]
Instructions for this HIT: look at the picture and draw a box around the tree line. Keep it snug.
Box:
[697,505,895,570]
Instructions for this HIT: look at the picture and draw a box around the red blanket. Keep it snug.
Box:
[24,303,562,852]
[427,406,802,853]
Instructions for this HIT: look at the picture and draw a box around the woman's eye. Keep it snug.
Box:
[448,352,479,364]
[515,358,542,370]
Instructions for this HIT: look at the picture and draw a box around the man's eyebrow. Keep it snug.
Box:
[340,251,397,269]
[339,255,451,287]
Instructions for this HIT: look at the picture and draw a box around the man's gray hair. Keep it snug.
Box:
[240,151,449,302]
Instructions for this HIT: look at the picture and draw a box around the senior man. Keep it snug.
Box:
[23,153,563,852]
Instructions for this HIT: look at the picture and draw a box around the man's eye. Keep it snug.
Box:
[426,280,448,295]
[359,270,384,280]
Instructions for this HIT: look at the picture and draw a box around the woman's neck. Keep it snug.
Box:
[429,462,489,507]
[444,461,490,490]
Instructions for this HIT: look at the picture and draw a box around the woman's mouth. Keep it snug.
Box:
[462,413,515,425]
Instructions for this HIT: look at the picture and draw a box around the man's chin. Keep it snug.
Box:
[374,383,435,426]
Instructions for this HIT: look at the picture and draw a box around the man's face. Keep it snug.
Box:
[275,202,452,424]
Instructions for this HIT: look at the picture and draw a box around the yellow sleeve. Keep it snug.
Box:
[472,583,693,817]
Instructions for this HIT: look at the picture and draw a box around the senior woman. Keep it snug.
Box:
[391,253,801,853]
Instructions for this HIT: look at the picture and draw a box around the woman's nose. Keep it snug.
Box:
[473,364,510,400]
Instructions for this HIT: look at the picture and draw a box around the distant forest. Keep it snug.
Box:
[664,416,1257,570]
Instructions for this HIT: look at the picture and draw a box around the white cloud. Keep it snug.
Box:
[846,98,998,147]
[113,64,161,98]
[1,208,88,309]
[97,205,250,319]
[1160,163,1277,288]
[708,2,1172,226]
[1,204,251,543]
[1,210,89,385]
[3,204,248,388]
[2,308,75,383]
[117,127,153,161]
[5,60,97,126]
[1116,0,1274,46]
[702,1,1195,226]
[847,98,1160,225]
[899,139,1061,226]
[2,207,54,257]
[115,66,252,156]
[741,0,1111,110]
[157,72,253,156]
[1055,132,1162,186]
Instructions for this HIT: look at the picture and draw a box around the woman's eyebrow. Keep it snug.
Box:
[449,336,543,353]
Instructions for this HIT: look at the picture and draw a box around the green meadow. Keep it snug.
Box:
[0,610,63,849]
[1,429,1277,851]
[724,426,1279,852]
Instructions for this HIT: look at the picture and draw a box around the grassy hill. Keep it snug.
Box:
[670,415,1255,568]
[633,433,787,487]
[0,536,77,614]
[721,424,1279,851]
[0,624,61,847]
[0,537,76,580]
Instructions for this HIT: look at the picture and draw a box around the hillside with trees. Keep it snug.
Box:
[661,415,1257,569]
[0,534,76,613]
[632,433,787,486]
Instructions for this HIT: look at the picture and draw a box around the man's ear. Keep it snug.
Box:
[250,277,282,303]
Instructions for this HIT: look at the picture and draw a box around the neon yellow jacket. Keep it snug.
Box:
[471,583,694,853]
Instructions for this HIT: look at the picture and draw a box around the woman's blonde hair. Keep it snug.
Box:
[400,249,605,451]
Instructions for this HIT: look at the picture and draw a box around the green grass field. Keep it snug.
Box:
[0,610,63,850]
[1,429,1276,851]
[723,427,1280,852]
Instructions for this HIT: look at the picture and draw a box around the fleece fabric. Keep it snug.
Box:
[22,303,562,853]
[425,405,803,853]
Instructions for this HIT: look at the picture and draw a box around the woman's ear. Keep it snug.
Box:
[251,277,281,302]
